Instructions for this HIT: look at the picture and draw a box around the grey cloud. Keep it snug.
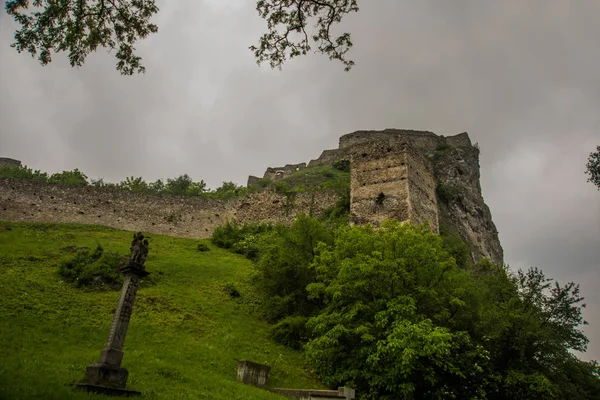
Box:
[1,0,599,359]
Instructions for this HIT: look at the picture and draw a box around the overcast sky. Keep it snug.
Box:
[1,0,599,360]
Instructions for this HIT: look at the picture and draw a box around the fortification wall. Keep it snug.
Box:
[340,129,439,151]
[307,149,344,167]
[3,129,503,265]
[0,179,339,238]
[445,132,472,148]
[405,145,439,233]
[0,158,21,167]
[349,140,410,226]
[263,163,307,180]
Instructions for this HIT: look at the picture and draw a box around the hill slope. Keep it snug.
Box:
[0,221,323,399]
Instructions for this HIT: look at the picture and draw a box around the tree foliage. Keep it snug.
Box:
[299,221,597,399]
[585,145,600,190]
[210,214,599,399]
[5,0,359,74]
[251,0,358,72]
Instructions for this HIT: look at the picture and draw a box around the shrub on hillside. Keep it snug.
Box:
[58,244,126,289]
[197,243,210,252]
[211,220,273,251]
[271,315,310,350]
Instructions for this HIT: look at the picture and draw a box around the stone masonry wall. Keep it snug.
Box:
[307,149,344,168]
[405,145,439,233]
[349,143,410,226]
[339,129,439,151]
[0,179,339,239]
[0,158,21,167]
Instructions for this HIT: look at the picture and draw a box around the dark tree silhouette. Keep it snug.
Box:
[5,0,358,75]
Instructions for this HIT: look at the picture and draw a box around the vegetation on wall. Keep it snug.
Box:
[436,182,459,204]
[0,164,250,199]
[0,163,351,203]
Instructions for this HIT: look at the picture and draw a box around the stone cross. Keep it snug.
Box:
[76,232,150,396]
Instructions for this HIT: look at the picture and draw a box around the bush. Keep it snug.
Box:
[211,220,273,252]
[58,244,126,289]
[271,315,310,349]
[252,214,334,325]
[332,158,350,172]
[436,182,458,204]
[0,165,48,181]
[439,224,472,269]
[320,189,350,222]
[48,169,88,185]
[223,282,241,298]
[197,243,210,252]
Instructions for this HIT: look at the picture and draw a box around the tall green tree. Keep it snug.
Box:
[5,0,359,75]
[304,220,488,399]
[586,145,600,190]
[299,220,597,399]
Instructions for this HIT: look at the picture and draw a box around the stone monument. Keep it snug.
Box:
[76,232,150,396]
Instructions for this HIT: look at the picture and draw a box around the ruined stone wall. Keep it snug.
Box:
[307,149,344,167]
[3,129,503,265]
[405,145,439,233]
[0,179,339,239]
[350,144,409,226]
[339,129,439,151]
[445,132,472,148]
[347,139,439,232]
[0,158,21,167]
[263,163,307,180]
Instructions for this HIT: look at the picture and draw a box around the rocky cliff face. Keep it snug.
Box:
[430,140,503,265]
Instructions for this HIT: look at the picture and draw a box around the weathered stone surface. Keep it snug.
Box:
[0,179,340,239]
[268,386,356,400]
[0,158,21,167]
[347,139,439,233]
[83,363,129,388]
[432,142,503,264]
[263,163,307,180]
[237,360,270,387]
[74,382,140,397]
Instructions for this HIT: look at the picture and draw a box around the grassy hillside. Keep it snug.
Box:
[277,165,350,192]
[0,221,324,400]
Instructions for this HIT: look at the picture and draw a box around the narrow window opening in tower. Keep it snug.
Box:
[362,153,368,158]
[375,192,385,206]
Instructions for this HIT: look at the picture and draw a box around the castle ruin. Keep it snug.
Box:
[0,129,503,265]
[252,129,503,264]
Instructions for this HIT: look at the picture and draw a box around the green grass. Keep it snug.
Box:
[0,221,324,399]
[276,166,350,193]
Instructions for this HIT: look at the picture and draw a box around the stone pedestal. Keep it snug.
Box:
[76,262,149,396]
[83,363,129,388]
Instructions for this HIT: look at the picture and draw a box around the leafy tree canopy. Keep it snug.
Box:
[5,0,359,74]
[586,145,600,190]
[211,216,600,399]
